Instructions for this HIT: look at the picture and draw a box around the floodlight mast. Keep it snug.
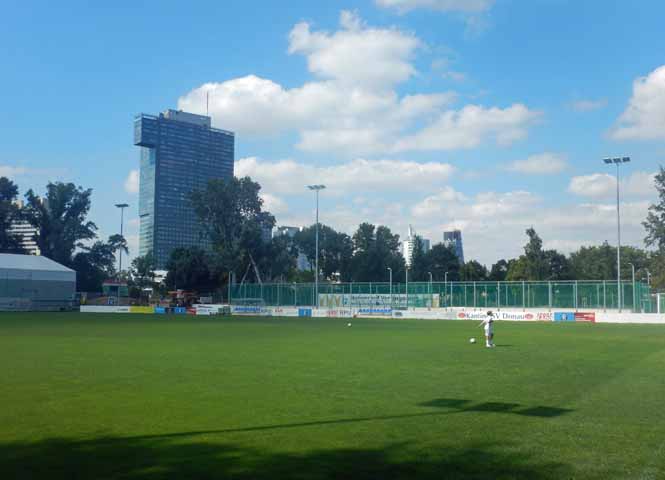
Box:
[114,203,129,275]
[603,156,630,311]
[307,185,326,309]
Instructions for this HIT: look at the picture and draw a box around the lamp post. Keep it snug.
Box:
[114,203,129,276]
[444,271,449,307]
[307,185,326,308]
[646,269,652,287]
[628,263,636,312]
[387,267,393,309]
[603,156,630,311]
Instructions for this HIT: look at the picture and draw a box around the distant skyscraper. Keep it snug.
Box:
[402,225,430,267]
[443,230,464,263]
[134,109,234,268]
[8,201,40,255]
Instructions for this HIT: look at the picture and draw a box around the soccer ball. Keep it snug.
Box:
[347,323,352,327]
[469,338,476,344]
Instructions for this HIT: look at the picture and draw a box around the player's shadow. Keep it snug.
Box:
[419,398,572,418]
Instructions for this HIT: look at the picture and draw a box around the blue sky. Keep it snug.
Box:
[2,0,665,266]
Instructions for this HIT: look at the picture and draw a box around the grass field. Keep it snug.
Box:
[0,313,664,479]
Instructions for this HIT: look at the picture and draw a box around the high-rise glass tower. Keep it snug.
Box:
[134,109,234,268]
[443,230,465,264]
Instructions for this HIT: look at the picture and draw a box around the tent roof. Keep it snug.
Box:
[0,254,74,273]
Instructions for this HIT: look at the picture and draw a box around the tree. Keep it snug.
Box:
[348,223,405,282]
[190,177,275,280]
[425,243,461,281]
[131,252,156,290]
[569,242,615,280]
[294,224,353,281]
[23,182,97,266]
[460,260,488,281]
[506,228,570,281]
[258,235,298,282]
[0,177,23,253]
[71,234,128,291]
[488,259,510,281]
[644,166,665,251]
[164,247,216,292]
[543,250,573,280]
[569,243,647,281]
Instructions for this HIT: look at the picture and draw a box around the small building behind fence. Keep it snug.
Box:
[0,253,76,311]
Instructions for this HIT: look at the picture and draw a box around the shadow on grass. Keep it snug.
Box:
[0,435,572,480]
[419,398,573,418]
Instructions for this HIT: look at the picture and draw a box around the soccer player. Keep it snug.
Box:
[479,310,495,348]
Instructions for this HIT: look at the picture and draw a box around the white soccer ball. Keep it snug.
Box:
[347,323,352,327]
[469,338,476,344]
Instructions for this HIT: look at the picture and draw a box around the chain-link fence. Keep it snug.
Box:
[230,280,654,312]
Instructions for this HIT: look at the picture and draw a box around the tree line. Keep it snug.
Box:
[2,166,665,294]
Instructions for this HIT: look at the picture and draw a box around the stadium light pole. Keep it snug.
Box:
[444,271,449,307]
[603,156,630,311]
[114,203,129,276]
[307,185,326,309]
[646,269,651,287]
[428,271,433,297]
[387,267,392,309]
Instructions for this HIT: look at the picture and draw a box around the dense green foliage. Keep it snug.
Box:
[71,234,128,291]
[1,314,664,479]
[23,182,98,266]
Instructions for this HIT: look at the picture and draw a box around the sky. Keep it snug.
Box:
[2,0,665,267]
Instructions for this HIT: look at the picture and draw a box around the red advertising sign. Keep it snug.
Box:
[575,312,596,322]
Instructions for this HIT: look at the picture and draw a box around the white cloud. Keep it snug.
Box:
[375,0,494,13]
[506,152,567,175]
[442,70,467,82]
[570,98,607,112]
[411,186,468,217]
[393,104,541,152]
[240,155,648,265]
[124,169,139,194]
[178,12,537,155]
[260,193,288,215]
[288,10,420,90]
[568,173,615,198]
[568,171,655,199]
[236,157,455,196]
[0,166,29,177]
[409,189,649,265]
[611,65,665,140]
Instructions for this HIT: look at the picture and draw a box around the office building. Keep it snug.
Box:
[134,109,234,268]
[8,201,40,255]
[402,225,430,267]
[443,230,465,264]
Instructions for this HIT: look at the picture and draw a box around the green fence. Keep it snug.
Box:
[230,280,654,312]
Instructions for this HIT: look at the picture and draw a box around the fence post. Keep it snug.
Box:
[574,281,578,311]
[603,280,606,311]
[497,282,501,310]
[473,282,477,308]
[548,282,552,309]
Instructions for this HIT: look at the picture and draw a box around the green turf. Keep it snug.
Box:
[0,313,664,479]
